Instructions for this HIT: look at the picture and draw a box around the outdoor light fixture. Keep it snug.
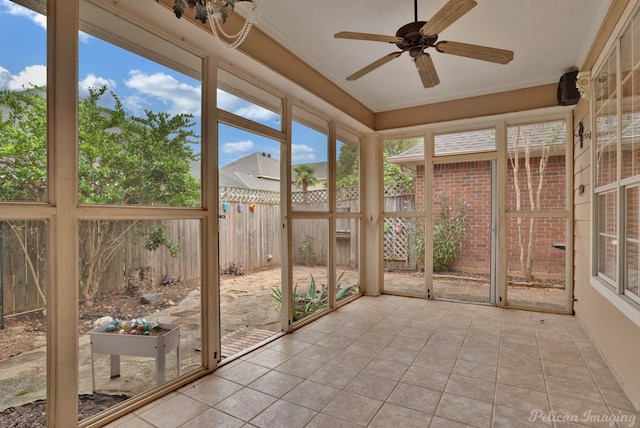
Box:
[172,0,260,49]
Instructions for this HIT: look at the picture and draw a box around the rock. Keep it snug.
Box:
[140,293,162,304]
[93,316,113,328]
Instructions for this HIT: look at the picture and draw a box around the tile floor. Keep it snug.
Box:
[105,295,639,428]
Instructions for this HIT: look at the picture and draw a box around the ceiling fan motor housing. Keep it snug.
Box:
[396,21,438,55]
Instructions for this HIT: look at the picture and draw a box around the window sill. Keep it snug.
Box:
[589,277,640,329]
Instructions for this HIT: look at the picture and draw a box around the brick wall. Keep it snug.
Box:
[415,155,566,277]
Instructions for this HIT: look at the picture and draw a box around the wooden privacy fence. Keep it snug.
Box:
[0,184,377,316]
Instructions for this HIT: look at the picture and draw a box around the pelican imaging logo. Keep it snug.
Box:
[529,409,636,427]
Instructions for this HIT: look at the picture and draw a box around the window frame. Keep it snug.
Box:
[591,1,640,318]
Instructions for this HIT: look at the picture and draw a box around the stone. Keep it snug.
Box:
[140,293,162,304]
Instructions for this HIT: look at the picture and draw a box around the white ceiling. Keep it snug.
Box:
[255,0,613,113]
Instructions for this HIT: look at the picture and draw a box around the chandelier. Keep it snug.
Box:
[172,0,260,49]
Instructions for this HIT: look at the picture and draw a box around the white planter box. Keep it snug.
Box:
[89,323,180,392]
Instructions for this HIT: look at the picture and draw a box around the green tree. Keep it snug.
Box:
[383,138,419,183]
[0,88,47,202]
[293,163,319,201]
[0,85,199,306]
[336,143,359,187]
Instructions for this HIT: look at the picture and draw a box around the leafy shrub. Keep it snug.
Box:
[432,193,470,272]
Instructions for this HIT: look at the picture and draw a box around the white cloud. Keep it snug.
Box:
[122,95,149,116]
[0,65,47,91]
[217,89,241,111]
[234,105,278,122]
[125,70,201,116]
[1,0,46,29]
[222,140,254,154]
[292,144,316,162]
[79,74,117,97]
[217,89,278,124]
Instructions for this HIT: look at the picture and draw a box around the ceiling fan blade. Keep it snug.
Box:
[436,41,514,64]
[346,52,403,81]
[415,53,440,88]
[420,0,477,36]
[334,31,403,44]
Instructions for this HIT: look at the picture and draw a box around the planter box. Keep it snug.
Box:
[89,323,180,392]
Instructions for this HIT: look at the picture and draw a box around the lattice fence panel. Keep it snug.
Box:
[384,180,414,196]
[220,187,280,204]
[292,189,328,204]
[383,217,409,262]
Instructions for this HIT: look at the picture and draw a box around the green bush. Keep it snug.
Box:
[432,194,470,272]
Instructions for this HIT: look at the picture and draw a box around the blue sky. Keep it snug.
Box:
[0,0,330,167]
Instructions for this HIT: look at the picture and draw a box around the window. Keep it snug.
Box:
[593,4,640,306]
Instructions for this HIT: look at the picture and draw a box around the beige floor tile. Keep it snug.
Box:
[288,327,327,344]
[444,373,495,403]
[548,393,613,427]
[493,404,553,427]
[398,326,436,340]
[545,375,603,404]
[344,372,398,401]
[376,344,419,365]
[599,386,638,412]
[305,413,361,428]
[368,402,433,427]
[495,383,550,413]
[499,351,543,374]
[326,349,375,371]
[247,370,303,398]
[422,341,462,358]
[179,408,244,428]
[430,331,466,347]
[321,390,383,426]
[274,355,324,378]
[402,365,450,391]
[502,323,536,337]
[386,381,442,414]
[105,296,633,428]
[267,337,313,355]
[215,361,271,385]
[344,337,388,355]
[541,359,592,381]
[307,363,359,389]
[429,416,477,427]
[362,356,410,381]
[297,343,343,362]
[452,357,498,382]
[180,374,243,405]
[387,334,429,351]
[412,350,456,373]
[138,394,208,427]
[249,399,316,428]
[282,379,340,411]
[537,338,582,365]
[497,365,546,393]
[213,387,277,422]
[105,415,156,428]
[314,334,357,350]
[245,348,292,369]
[435,392,493,428]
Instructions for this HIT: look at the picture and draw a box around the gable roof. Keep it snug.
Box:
[219,152,281,192]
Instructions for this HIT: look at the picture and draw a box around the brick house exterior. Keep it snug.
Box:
[392,143,566,279]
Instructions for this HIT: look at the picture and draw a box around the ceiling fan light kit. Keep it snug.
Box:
[334,0,514,88]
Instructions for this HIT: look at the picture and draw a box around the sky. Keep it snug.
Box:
[0,0,331,168]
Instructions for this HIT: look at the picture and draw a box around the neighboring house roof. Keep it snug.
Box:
[219,151,281,192]
[389,124,566,169]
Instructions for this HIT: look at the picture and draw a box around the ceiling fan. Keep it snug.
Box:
[334,0,514,88]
